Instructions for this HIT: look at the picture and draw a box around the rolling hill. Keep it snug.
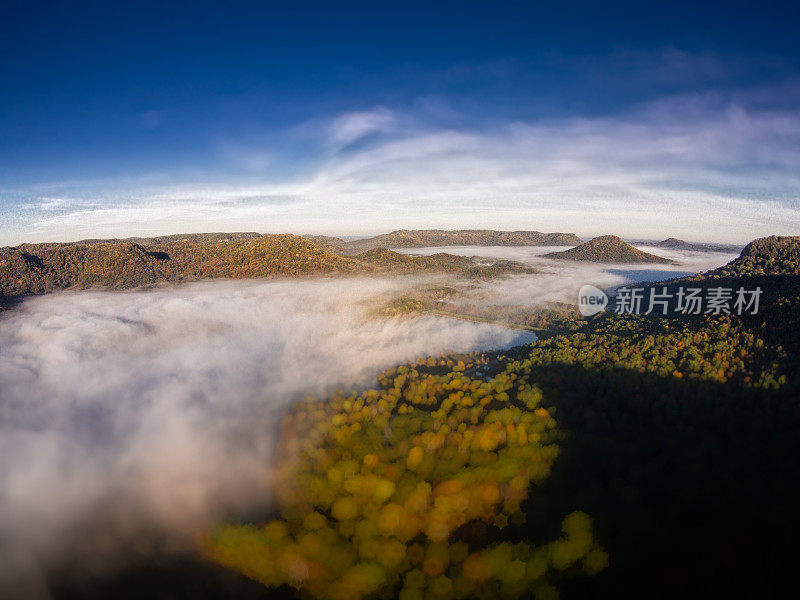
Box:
[544,235,673,263]
[0,235,367,298]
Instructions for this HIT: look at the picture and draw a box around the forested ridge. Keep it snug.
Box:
[0,235,361,298]
[0,235,536,302]
[701,235,800,278]
[354,248,541,278]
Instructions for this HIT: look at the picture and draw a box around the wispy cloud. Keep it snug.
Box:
[326,106,398,150]
[3,63,799,245]
[217,142,274,173]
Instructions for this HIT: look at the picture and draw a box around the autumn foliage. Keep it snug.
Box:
[206,354,607,600]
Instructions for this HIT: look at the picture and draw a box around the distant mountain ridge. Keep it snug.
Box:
[360,229,583,248]
[639,237,742,253]
[305,229,583,254]
[545,235,674,264]
[77,232,265,245]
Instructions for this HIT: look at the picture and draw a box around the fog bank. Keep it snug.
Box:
[0,277,533,598]
[398,245,738,306]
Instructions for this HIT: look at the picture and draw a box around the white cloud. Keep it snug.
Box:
[327,107,398,150]
[3,87,800,245]
[218,142,273,172]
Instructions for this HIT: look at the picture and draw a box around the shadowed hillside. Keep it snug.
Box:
[545,235,673,264]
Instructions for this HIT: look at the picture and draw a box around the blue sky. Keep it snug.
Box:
[1,0,799,244]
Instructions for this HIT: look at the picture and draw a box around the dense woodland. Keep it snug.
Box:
[208,353,608,600]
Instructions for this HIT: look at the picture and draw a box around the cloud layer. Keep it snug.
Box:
[3,50,799,245]
[9,92,800,245]
[398,245,738,306]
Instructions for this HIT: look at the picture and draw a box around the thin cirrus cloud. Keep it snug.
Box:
[326,106,398,150]
[5,86,800,245]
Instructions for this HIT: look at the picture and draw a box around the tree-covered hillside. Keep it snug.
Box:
[0,236,538,300]
[353,248,474,272]
[208,352,608,600]
[545,235,673,264]
[702,235,800,277]
[0,235,366,297]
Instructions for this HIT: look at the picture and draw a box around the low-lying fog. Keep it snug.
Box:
[0,247,735,597]
[398,245,739,306]
[0,277,534,598]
